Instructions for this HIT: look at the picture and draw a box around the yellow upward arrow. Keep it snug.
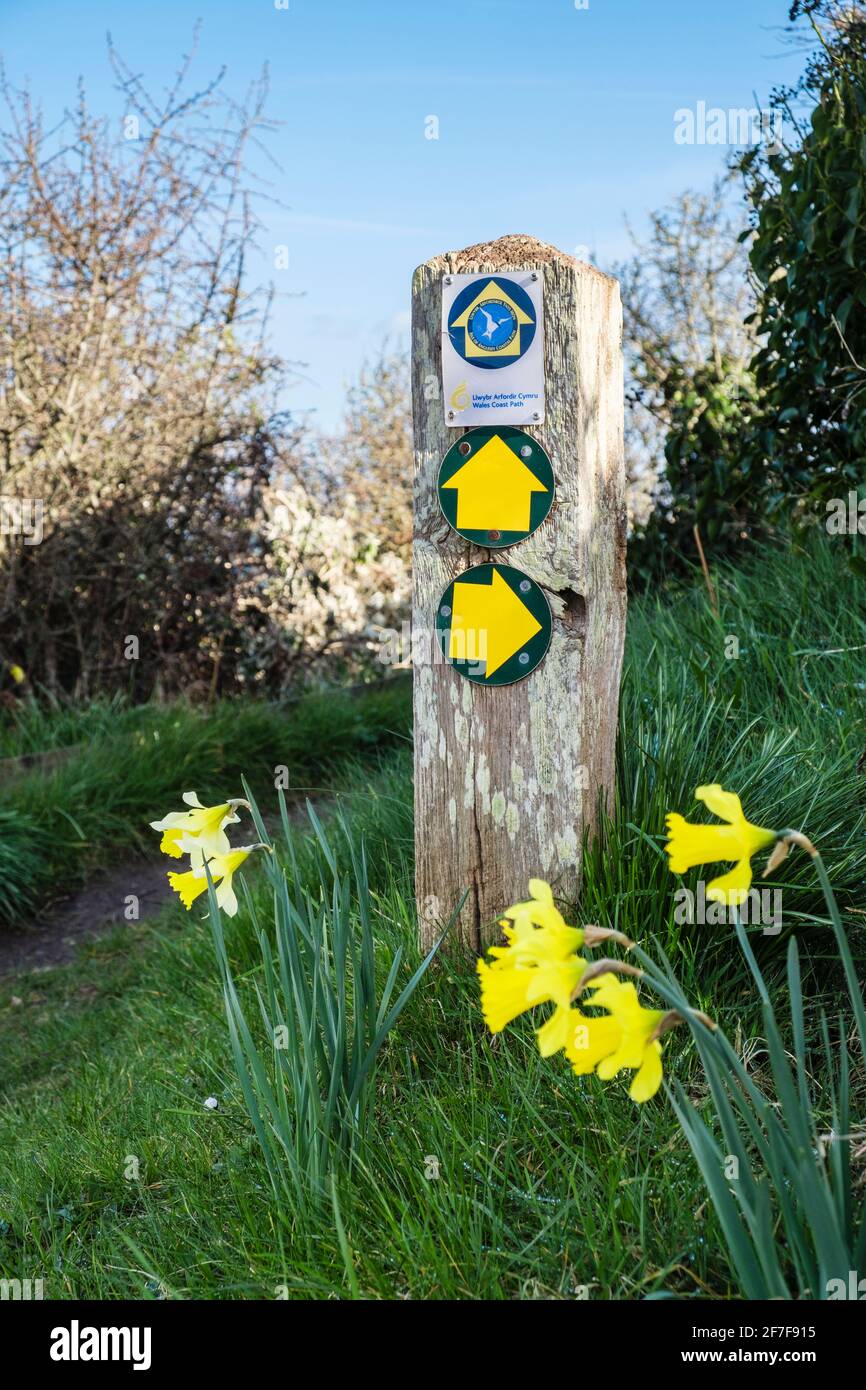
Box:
[442,434,548,532]
[449,568,542,678]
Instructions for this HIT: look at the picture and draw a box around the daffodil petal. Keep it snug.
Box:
[564,1013,621,1074]
[528,878,554,907]
[705,858,754,906]
[629,1041,663,1102]
[585,975,638,1012]
[536,1005,574,1057]
[159,828,185,859]
[216,877,239,917]
[596,1047,627,1081]
[167,869,210,910]
[695,784,745,824]
[150,811,192,831]
[180,828,231,865]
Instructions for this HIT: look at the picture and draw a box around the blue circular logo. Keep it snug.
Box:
[447,276,537,370]
[467,300,517,352]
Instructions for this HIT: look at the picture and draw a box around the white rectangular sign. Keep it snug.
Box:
[441,270,544,427]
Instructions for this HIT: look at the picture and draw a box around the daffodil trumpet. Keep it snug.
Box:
[150,792,251,863]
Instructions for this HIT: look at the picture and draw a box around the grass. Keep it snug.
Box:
[0,680,410,927]
[0,691,133,759]
[591,527,866,1005]
[0,531,863,1299]
[1,756,723,1300]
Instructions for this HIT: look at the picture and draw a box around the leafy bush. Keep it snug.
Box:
[739,3,866,504]
[628,359,766,585]
[0,48,411,700]
[0,47,293,699]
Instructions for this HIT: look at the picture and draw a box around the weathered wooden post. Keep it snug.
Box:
[411,235,626,951]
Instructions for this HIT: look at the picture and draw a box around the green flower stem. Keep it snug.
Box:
[776,828,866,1067]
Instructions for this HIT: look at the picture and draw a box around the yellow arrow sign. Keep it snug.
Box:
[442,434,549,533]
[449,567,542,678]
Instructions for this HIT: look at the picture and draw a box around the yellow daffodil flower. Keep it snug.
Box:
[9,664,25,684]
[168,845,260,917]
[562,1008,623,1074]
[477,879,588,1035]
[665,783,777,907]
[474,877,699,1106]
[477,955,586,1034]
[537,1003,620,1062]
[488,879,584,968]
[584,974,665,1103]
[150,792,246,863]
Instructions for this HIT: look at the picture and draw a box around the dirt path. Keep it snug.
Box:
[0,802,326,978]
[0,858,175,976]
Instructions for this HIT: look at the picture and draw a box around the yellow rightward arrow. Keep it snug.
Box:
[442,434,548,533]
[449,568,542,679]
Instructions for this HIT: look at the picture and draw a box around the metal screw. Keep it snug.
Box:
[440,604,451,617]
[444,276,452,285]
[488,530,501,542]
[518,652,530,665]
[520,444,532,458]
[459,441,471,456]
[448,410,455,420]
[532,412,540,421]
[530,272,538,281]
[519,580,531,593]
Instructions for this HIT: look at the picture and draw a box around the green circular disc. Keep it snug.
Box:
[435,563,552,687]
[436,427,555,548]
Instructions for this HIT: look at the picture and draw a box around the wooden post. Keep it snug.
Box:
[411,235,626,952]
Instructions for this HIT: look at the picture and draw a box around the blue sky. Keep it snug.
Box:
[1,0,805,428]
